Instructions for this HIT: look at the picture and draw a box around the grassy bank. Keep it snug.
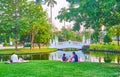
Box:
[90,44,120,51]
[0,47,57,54]
[0,60,120,77]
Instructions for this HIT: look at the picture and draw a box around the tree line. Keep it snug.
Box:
[0,0,53,50]
[57,0,120,45]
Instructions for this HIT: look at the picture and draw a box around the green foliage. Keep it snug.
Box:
[109,24,120,45]
[75,34,82,41]
[63,48,78,51]
[0,48,57,54]
[20,34,31,43]
[34,26,51,44]
[72,23,80,31]
[3,40,8,46]
[57,0,120,41]
[104,56,112,63]
[0,0,51,49]
[56,26,83,41]
[90,44,120,50]
[81,30,91,41]
[103,35,112,44]
[91,31,99,43]
[24,43,31,47]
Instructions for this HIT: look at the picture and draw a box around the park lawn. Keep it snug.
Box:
[0,60,120,77]
[0,47,57,54]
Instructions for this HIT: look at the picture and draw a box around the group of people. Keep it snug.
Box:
[5,52,78,63]
[62,52,78,62]
[5,53,28,64]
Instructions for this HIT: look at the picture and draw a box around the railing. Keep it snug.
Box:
[50,41,90,49]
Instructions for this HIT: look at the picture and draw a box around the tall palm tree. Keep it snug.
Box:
[44,0,57,24]
[36,0,43,4]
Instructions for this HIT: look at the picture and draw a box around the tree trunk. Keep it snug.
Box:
[22,41,25,48]
[37,42,41,49]
[117,57,120,64]
[64,19,66,27]
[15,38,18,50]
[30,32,35,50]
[99,57,101,62]
[117,35,120,46]
[50,5,52,24]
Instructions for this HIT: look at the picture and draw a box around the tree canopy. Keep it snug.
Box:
[0,0,52,49]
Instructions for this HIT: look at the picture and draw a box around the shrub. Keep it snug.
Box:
[103,35,112,44]
[3,40,8,46]
[24,43,31,47]
[104,56,112,63]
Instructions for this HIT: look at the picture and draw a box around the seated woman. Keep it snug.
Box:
[18,57,29,63]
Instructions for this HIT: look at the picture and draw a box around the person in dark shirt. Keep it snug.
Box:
[71,52,78,62]
[62,53,67,62]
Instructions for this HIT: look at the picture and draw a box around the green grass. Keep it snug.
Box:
[0,60,120,77]
[0,47,57,54]
[90,44,120,51]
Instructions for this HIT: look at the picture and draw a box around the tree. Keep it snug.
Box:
[44,0,57,24]
[91,31,99,43]
[57,0,120,43]
[103,35,112,44]
[57,7,68,27]
[0,1,50,50]
[22,2,49,49]
[0,0,28,50]
[34,25,51,49]
[81,30,91,43]
[109,24,120,46]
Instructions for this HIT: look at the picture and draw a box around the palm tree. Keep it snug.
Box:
[44,0,57,24]
[36,0,44,4]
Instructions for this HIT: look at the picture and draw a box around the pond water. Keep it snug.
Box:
[0,50,120,63]
[50,50,120,63]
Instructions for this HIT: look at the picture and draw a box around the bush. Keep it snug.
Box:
[103,35,112,44]
[3,40,8,46]
[24,43,31,47]
[104,57,112,63]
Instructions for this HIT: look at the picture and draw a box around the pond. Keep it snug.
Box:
[0,50,120,64]
[50,50,120,63]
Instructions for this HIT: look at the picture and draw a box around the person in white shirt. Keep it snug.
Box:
[11,53,18,62]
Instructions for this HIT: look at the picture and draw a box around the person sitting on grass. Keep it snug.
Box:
[69,52,78,62]
[11,53,19,62]
[5,53,29,64]
[62,53,68,62]
[18,57,29,63]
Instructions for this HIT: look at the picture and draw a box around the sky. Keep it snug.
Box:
[42,0,73,30]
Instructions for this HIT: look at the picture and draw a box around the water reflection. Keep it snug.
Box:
[0,50,120,64]
[49,50,85,62]
[49,50,120,63]
[0,54,49,61]
[49,50,104,62]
